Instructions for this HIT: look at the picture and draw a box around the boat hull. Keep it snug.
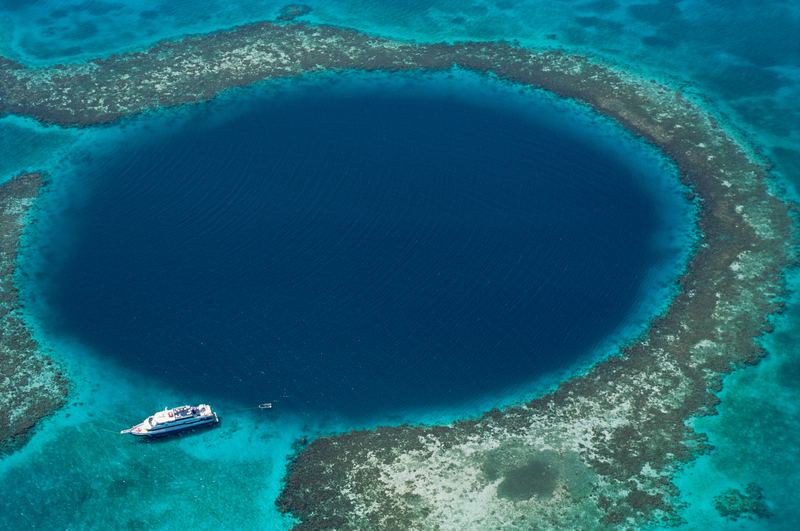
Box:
[127,413,218,436]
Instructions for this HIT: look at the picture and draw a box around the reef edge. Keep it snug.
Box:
[0,173,69,456]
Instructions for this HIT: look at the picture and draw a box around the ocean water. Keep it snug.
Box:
[0,0,798,529]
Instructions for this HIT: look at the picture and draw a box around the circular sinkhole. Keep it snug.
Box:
[33,73,691,420]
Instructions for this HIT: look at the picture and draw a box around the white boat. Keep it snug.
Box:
[120,404,218,436]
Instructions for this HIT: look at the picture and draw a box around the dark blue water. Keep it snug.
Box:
[45,81,661,419]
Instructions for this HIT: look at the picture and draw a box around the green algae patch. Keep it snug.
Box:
[0,173,69,455]
[483,443,596,504]
[0,17,797,530]
[493,457,559,502]
[498,461,557,502]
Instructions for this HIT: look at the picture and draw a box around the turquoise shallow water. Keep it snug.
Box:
[1,0,798,529]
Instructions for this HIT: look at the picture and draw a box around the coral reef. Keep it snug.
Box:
[277,4,312,22]
[0,173,68,454]
[713,483,771,521]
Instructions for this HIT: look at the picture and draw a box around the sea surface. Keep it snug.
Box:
[0,1,798,530]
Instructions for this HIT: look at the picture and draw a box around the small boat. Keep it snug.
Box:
[120,404,218,436]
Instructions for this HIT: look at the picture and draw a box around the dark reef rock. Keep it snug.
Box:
[277,4,311,21]
[714,483,771,521]
[0,19,796,530]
